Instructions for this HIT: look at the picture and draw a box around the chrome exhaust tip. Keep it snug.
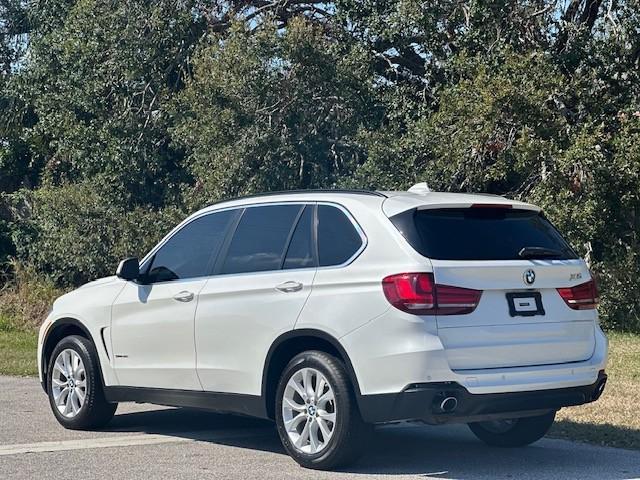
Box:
[438,396,458,413]
[592,378,607,401]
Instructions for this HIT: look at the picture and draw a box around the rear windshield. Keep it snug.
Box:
[390,208,578,261]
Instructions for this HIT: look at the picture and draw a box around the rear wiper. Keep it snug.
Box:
[518,246,564,259]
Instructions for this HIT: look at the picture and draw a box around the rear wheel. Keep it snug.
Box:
[468,411,556,447]
[47,335,117,430]
[275,350,370,470]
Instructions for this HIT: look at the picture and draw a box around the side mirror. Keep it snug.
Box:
[116,257,139,281]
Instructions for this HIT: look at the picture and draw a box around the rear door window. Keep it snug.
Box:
[391,208,577,261]
[317,205,363,266]
[221,204,302,274]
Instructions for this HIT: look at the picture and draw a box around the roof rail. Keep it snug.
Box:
[210,189,387,207]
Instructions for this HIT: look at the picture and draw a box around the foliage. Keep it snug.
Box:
[0,0,639,330]
[0,260,63,330]
[172,19,379,206]
[531,119,640,330]
[12,183,184,285]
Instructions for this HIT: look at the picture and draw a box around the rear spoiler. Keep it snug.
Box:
[382,193,540,218]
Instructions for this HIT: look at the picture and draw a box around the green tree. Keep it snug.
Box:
[18,0,204,206]
[173,18,379,206]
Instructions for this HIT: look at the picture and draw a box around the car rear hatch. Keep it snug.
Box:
[388,203,597,370]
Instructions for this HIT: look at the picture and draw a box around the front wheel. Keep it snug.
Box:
[275,350,370,470]
[468,411,556,447]
[47,335,117,430]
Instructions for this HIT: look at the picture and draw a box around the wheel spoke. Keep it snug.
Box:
[54,359,66,379]
[283,397,305,412]
[317,389,334,407]
[287,376,306,400]
[53,386,68,404]
[317,417,332,440]
[315,376,326,401]
[63,391,73,416]
[294,420,310,448]
[317,410,336,423]
[302,369,314,400]
[309,421,320,453]
[284,413,306,431]
[51,378,66,387]
[63,351,72,378]
[75,386,86,403]
[70,390,80,415]
[72,353,80,376]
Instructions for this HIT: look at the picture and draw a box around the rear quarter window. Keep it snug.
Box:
[317,205,363,266]
[390,207,578,261]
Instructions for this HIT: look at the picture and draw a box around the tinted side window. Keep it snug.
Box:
[284,205,315,269]
[145,210,235,283]
[317,205,363,267]
[221,204,301,274]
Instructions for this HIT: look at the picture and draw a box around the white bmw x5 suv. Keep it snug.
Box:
[38,187,608,469]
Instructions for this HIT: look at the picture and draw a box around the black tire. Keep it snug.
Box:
[275,350,371,470]
[47,335,117,430]
[468,411,556,447]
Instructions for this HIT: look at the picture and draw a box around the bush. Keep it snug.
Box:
[531,121,640,331]
[0,260,63,331]
[12,183,185,286]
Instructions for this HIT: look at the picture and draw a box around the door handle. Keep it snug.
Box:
[275,281,303,293]
[173,291,195,302]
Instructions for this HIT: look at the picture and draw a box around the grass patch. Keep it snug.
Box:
[552,331,640,450]
[0,319,38,376]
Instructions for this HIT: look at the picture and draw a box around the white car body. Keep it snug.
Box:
[38,188,608,425]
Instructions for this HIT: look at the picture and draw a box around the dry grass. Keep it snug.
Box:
[552,332,640,449]
[0,261,64,331]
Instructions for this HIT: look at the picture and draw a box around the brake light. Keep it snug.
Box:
[557,279,599,310]
[382,273,482,315]
[470,203,512,208]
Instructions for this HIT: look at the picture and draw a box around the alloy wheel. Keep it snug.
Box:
[51,348,87,418]
[282,367,337,454]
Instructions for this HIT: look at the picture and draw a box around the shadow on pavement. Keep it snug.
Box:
[104,407,640,479]
[551,418,640,451]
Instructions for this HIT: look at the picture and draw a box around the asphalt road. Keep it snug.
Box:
[1,376,639,480]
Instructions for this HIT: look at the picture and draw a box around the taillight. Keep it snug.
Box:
[382,273,482,315]
[557,279,599,310]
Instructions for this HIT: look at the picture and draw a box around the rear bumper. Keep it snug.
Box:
[359,370,607,424]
